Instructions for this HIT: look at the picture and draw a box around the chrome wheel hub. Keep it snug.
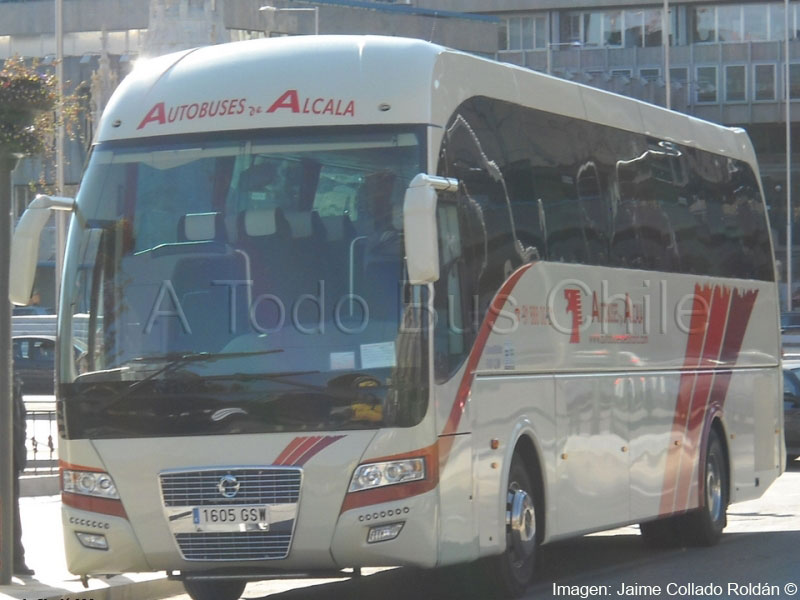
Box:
[507,488,536,561]
[706,454,723,522]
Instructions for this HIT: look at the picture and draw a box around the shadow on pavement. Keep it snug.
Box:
[244,527,800,600]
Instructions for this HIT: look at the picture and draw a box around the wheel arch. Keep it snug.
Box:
[508,428,547,545]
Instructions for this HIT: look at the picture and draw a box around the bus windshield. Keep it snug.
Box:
[59,127,429,438]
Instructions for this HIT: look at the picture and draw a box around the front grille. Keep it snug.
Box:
[160,468,301,506]
[175,531,292,561]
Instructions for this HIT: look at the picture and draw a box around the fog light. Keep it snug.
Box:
[366,522,404,544]
[75,532,109,550]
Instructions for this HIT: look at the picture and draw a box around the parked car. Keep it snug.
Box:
[13,335,85,395]
[13,335,57,395]
[783,367,800,462]
[782,312,800,352]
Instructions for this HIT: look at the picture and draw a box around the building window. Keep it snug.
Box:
[744,5,768,41]
[790,64,800,99]
[769,4,786,41]
[717,4,743,42]
[692,3,799,44]
[696,66,718,103]
[504,15,547,51]
[583,12,604,47]
[611,69,632,80]
[562,13,582,44]
[498,21,508,51]
[535,17,547,49]
[604,11,622,46]
[670,67,689,104]
[640,68,660,83]
[624,9,665,48]
[500,15,547,51]
[754,64,776,101]
[693,6,716,43]
[725,65,746,102]
[563,8,676,49]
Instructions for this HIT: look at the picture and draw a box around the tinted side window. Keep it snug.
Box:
[437,97,774,301]
[612,138,684,271]
[437,101,540,315]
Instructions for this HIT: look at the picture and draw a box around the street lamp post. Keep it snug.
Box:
[55,0,66,304]
[787,0,793,312]
[259,5,319,36]
[663,0,671,109]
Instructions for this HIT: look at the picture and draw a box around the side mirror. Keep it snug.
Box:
[402,174,458,285]
[10,194,75,305]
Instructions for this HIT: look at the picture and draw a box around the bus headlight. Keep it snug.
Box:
[63,469,120,500]
[348,458,425,492]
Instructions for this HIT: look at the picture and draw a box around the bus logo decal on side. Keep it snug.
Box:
[273,435,347,467]
[563,288,583,344]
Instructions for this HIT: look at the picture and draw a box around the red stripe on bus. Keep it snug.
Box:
[659,284,713,516]
[273,436,309,465]
[690,289,758,506]
[281,436,324,466]
[59,460,106,473]
[438,263,533,468]
[62,491,128,519]
[674,285,731,512]
[292,435,346,467]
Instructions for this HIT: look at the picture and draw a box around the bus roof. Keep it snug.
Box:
[99,35,755,164]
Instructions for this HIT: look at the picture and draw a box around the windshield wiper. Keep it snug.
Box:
[71,349,287,409]
[75,350,287,409]
[125,349,285,393]
[205,370,320,382]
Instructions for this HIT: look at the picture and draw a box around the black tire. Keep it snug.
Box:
[681,428,728,546]
[183,579,246,600]
[480,453,539,599]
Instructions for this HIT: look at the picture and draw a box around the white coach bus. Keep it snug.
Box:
[11,36,783,599]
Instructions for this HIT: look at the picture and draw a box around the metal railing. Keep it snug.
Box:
[23,406,57,475]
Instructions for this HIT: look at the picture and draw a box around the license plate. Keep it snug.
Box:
[191,505,269,532]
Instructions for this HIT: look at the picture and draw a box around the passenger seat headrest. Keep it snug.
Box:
[183,212,218,241]
[284,211,314,239]
[244,208,280,237]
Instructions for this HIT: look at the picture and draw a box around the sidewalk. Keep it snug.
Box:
[0,495,184,600]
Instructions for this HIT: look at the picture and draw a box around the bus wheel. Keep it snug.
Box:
[682,428,728,546]
[183,579,246,600]
[484,453,539,598]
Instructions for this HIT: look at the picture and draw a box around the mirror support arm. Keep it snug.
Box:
[10,194,75,305]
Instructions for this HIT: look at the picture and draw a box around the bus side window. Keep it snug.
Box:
[433,199,470,380]
[537,169,590,264]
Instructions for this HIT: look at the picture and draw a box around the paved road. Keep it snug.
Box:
[160,459,800,600]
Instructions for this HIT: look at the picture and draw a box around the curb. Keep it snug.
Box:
[0,576,184,600]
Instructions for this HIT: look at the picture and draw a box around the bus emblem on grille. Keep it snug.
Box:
[217,474,240,498]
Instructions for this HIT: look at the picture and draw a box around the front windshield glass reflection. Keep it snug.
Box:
[60,128,429,438]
